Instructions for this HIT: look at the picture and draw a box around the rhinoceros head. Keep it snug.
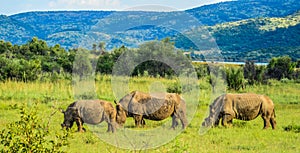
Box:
[115,103,127,126]
[202,117,213,127]
[61,107,78,130]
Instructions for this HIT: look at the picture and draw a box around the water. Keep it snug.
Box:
[193,61,269,66]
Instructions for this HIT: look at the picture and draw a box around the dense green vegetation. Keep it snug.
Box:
[0,103,69,152]
[1,38,299,89]
[0,38,182,81]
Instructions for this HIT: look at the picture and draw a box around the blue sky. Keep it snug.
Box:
[1,0,230,15]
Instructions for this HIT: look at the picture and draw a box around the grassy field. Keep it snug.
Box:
[0,75,299,152]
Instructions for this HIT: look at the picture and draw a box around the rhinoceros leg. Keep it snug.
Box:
[262,110,276,129]
[270,118,276,129]
[104,113,116,133]
[106,119,117,133]
[261,107,277,129]
[106,121,112,133]
[262,116,270,129]
[171,115,179,129]
[75,118,85,132]
[172,102,188,129]
[221,114,234,127]
[107,122,115,133]
[214,116,221,127]
[270,110,276,129]
[133,114,143,128]
[141,118,146,126]
[172,110,187,129]
[179,114,188,129]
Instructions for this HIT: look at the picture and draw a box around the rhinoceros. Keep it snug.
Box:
[202,93,276,129]
[61,100,116,132]
[115,91,188,129]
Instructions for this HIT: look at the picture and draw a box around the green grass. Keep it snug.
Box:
[0,76,299,152]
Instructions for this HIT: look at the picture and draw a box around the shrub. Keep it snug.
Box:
[292,69,300,80]
[167,81,182,94]
[244,61,256,85]
[243,61,267,85]
[208,74,217,93]
[226,67,245,91]
[0,103,69,152]
[283,124,300,133]
[194,64,209,78]
[266,56,296,80]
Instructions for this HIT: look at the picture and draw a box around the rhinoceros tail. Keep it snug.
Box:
[272,109,276,118]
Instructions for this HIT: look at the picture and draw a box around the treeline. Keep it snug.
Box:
[0,37,184,81]
[0,37,299,91]
[193,57,300,91]
[0,37,75,81]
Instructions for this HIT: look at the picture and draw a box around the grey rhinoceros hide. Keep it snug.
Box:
[128,97,165,116]
[75,100,104,125]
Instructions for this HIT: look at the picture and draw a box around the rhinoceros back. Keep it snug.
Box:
[127,92,178,120]
[228,93,263,120]
[143,96,176,120]
[74,100,104,124]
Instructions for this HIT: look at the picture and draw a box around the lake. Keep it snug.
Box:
[193,61,269,66]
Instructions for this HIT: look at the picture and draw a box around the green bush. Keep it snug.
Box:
[0,103,69,152]
[167,81,182,94]
[243,61,256,85]
[283,124,300,133]
[226,67,245,91]
[194,64,209,78]
[266,56,296,80]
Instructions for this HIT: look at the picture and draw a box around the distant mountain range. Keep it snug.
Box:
[175,11,300,62]
[0,0,300,62]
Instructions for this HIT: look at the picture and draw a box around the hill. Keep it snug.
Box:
[0,0,299,61]
[186,0,300,25]
[175,11,300,62]
[0,15,34,44]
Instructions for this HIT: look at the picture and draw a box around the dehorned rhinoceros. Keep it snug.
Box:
[61,100,116,132]
[202,93,276,129]
[115,91,188,129]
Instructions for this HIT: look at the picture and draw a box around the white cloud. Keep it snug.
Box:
[48,0,122,10]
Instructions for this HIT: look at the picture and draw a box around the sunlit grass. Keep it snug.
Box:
[0,76,299,152]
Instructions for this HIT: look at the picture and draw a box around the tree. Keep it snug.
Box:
[131,39,178,77]
[254,65,266,84]
[29,37,49,56]
[96,45,126,74]
[194,64,209,78]
[244,61,256,85]
[208,74,217,93]
[72,48,93,80]
[267,56,296,80]
[0,38,79,81]
[98,42,106,55]
[226,67,245,91]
